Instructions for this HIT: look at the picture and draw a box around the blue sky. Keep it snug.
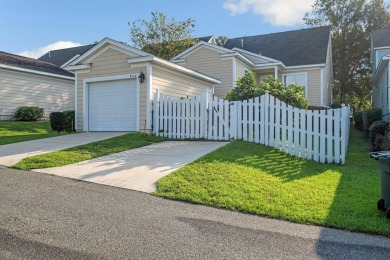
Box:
[0,0,314,58]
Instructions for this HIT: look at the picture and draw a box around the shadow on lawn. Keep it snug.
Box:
[315,129,390,257]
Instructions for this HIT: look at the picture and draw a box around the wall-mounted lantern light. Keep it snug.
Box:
[138,72,145,83]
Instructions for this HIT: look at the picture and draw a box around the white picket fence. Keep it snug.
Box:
[153,90,350,164]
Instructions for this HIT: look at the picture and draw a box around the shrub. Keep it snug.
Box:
[50,112,66,133]
[63,110,75,132]
[369,121,390,151]
[353,111,364,130]
[15,106,44,121]
[363,108,382,137]
[225,74,308,109]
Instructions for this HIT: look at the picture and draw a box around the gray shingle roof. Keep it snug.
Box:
[372,27,390,48]
[223,26,331,66]
[38,44,96,67]
[0,51,74,77]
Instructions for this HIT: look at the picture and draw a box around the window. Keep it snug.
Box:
[283,73,307,95]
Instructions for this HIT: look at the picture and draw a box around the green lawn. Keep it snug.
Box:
[155,128,390,237]
[0,121,69,145]
[13,133,166,170]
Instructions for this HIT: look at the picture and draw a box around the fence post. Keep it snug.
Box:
[340,104,347,164]
[153,90,159,135]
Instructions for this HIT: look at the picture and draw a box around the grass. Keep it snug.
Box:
[13,133,166,170]
[154,128,390,237]
[0,121,70,145]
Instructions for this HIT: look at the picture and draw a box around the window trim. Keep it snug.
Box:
[282,72,308,98]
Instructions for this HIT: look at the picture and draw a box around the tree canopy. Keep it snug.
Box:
[129,12,198,60]
[304,0,390,108]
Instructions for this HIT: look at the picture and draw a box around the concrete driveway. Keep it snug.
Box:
[35,141,229,193]
[0,132,127,166]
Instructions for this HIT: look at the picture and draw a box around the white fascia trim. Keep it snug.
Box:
[286,64,326,69]
[374,46,390,50]
[220,53,254,67]
[65,64,91,71]
[82,73,141,132]
[128,56,221,84]
[254,62,285,69]
[61,54,80,68]
[170,41,234,61]
[282,72,308,99]
[0,64,74,80]
[70,37,149,66]
[232,47,280,63]
[170,59,186,63]
[373,55,390,84]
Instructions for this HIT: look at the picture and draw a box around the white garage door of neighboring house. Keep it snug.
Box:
[88,79,138,131]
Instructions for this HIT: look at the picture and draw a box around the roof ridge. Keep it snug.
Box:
[46,43,96,52]
[228,26,331,40]
[0,51,62,67]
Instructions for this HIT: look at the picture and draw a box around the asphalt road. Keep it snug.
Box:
[1,166,390,260]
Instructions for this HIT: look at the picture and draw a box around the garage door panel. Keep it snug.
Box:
[88,79,138,131]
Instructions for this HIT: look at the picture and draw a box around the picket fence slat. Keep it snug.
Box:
[153,90,350,164]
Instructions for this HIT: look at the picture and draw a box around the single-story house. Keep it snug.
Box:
[0,51,74,120]
[371,27,390,120]
[64,38,220,132]
[170,26,333,107]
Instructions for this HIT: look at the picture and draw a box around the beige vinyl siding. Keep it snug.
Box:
[0,68,74,120]
[282,68,322,106]
[76,47,146,131]
[152,65,213,98]
[178,46,232,98]
[236,59,247,80]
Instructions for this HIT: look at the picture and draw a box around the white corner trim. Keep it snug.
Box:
[82,73,140,132]
[320,68,324,106]
[74,74,78,130]
[0,64,74,80]
[65,64,91,71]
[282,72,308,99]
[61,54,80,68]
[146,63,153,131]
[232,58,237,88]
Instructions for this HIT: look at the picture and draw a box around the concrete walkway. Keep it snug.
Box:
[0,132,127,166]
[35,141,229,193]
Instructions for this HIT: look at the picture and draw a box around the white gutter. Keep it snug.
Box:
[0,64,74,80]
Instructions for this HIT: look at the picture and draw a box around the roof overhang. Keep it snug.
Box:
[0,64,74,80]
[373,54,390,84]
[128,56,221,84]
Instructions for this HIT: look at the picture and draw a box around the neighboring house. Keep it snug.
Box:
[371,27,390,120]
[38,44,97,68]
[0,51,74,120]
[64,38,220,132]
[170,26,333,107]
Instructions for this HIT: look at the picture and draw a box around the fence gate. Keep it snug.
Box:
[153,90,350,164]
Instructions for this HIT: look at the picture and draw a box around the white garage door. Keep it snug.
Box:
[88,79,137,131]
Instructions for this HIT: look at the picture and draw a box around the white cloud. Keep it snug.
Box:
[18,41,82,59]
[224,0,314,26]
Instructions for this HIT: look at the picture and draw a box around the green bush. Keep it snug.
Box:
[330,102,342,109]
[50,112,66,133]
[363,108,382,137]
[15,106,44,121]
[225,74,308,109]
[63,110,75,132]
[353,111,364,130]
[369,121,390,151]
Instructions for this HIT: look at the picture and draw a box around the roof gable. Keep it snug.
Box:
[372,27,390,49]
[0,51,74,77]
[38,44,96,67]
[170,41,235,61]
[223,26,331,66]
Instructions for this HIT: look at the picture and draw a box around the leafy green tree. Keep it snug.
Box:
[216,35,228,46]
[225,73,308,109]
[129,12,198,60]
[304,0,390,104]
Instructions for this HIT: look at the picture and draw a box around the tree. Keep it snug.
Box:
[304,0,390,105]
[225,73,308,109]
[216,35,228,46]
[129,12,198,60]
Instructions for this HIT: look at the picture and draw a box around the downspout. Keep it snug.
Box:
[274,66,278,79]
[74,73,78,131]
[146,63,153,133]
